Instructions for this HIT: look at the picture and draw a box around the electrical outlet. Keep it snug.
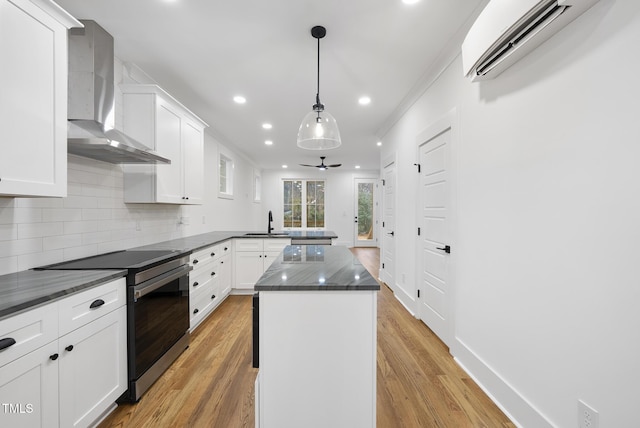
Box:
[578,400,599,428]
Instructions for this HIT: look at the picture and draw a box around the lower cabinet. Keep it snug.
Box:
[58,306,127,428]
[0,278,127,428]
[234,239,290,291]
[0,340,59,428]
[189,240,232,331]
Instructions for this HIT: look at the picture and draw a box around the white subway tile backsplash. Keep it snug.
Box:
[43,234,83,251]
[63,195,99,209]
[0,238,43,258]
[15,198,64,209]
[42,208,82,222]
[17,222,63,239]
[81,209,112,221]
[67,182,83,196]
[17,249,63,271]
[81,185,113,198]
[64,220,99,234]
[0,256,18,276]
[63,244,99,261]
[0,225,18,241]
[0,208,43,225]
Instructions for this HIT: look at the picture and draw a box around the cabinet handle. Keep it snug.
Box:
[211,252,215,257]
[65,345,74,352]
[224,247,228,251]
[193,308,199,314]
[89,299,105,309]
[211,271,216,276]
[220,261,224,264]
[185,197,189,200]
[259,255,262,258]
[193,281,199,287]
[211,294,216,300]
[0,337,16,350]
[193,259,199,264]
[50,353,59,361]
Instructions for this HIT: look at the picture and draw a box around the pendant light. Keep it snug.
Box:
[297,25,341,150]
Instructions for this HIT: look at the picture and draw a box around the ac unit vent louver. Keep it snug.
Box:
[462,0,601,81]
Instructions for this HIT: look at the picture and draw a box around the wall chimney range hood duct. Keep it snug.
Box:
[67,20,170,164]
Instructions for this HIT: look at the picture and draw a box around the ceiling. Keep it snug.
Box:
[56,0,484,171]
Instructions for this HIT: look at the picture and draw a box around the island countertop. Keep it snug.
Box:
[255,245,380,291]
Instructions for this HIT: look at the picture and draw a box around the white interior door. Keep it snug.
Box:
[381,160,396,288]
[353,179,377,247]
[418,126,452,347]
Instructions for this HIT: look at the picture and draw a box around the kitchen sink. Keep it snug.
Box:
[243,232,290,237]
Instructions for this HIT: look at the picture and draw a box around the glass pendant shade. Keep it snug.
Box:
[297,109,341,150]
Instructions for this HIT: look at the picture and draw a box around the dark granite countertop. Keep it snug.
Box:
[134,230,338,253]
[0,270,127,320]
[255,245,380,291]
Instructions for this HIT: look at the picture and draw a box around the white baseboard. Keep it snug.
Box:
[393,285,416,316]
[452,338,554,428]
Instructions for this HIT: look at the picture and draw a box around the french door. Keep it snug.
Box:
[353,179,377,247]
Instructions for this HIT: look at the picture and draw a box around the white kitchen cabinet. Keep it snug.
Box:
[0,0,80,197]
[121,84,208,204]
[58,305,127,428]
[0,320,59,428]
[0,277,127,428]
[189,241,232,330]
[233,239,290,291]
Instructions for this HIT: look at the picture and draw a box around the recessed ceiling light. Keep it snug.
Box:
[377,141,382,146]
[402,0,420,4]
[233,95,246,104]
[265,140,273,146]
[358,96,371,105]
[355,165,361,169]
[282,164,288,169]
[262,123,272,129]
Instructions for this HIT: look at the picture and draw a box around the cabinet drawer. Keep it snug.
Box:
[0,302,58,368]
[264,239,290,252]
[235,239,263,252]
[58,278,126,336]
[190,259,219,292]
[191,245,216,267]
[212,241,231,260]
[190,283,220,321]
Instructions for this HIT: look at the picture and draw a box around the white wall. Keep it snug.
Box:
[261,169,380,247]
[0,60,260,276]
[381,0,640,426]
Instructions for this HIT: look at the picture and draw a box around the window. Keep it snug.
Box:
[218,153,234,198]
[283,179,325,229]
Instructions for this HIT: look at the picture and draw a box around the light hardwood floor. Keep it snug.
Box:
[99,248,515,428]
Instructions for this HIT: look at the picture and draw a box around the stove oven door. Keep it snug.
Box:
[128,264,190,397]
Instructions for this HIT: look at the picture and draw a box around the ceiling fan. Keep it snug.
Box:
[299,156,342,171]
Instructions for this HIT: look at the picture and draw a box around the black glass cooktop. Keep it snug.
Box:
[36,250,183,270]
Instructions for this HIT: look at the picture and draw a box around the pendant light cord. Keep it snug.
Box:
[316,36,321,105]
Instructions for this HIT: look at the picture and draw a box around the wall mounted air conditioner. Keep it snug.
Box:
[461,0,600,81]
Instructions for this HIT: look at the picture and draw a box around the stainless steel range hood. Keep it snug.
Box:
[67,20,170,164]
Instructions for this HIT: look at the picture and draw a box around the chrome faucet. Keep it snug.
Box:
[268,210,274,234]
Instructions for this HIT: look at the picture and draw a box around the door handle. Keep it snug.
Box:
[436,245,451,254]
[354,216,358,223]
[387,231,395,236]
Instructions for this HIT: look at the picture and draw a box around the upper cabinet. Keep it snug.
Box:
[121,84,208,204]
[0,0,81,197]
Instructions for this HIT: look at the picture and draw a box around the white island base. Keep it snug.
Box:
[255,290,377,428]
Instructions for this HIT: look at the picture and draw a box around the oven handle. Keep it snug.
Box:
[133,264,193,300]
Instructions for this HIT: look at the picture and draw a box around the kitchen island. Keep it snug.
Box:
[254,245,379,428]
